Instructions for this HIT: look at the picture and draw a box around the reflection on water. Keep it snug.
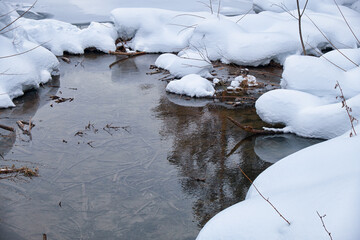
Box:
[0,54,320,240]
[255,134,323,163]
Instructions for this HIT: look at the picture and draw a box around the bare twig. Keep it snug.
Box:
[306,43,347,72]
[108,51,146,56]
[0,41,48,59]
[0,124,14,132]
[0,166,39,177]
[0,0,38,33]
[297,0,308,55]
[333,0,360,45]
[217,0,221,18]
[316,211,333,240]
[227,116,279,135]
[239,167,291,225]
[236,8,253,24]
[335,81,357,137]
[306,14,359,67]
[173,13,206,19]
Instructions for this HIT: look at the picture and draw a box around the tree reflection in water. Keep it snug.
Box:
[154,95,271,227]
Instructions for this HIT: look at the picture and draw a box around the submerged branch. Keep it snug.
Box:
[227,116,279,135]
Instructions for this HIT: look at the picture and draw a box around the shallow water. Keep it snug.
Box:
[0,54,322,240]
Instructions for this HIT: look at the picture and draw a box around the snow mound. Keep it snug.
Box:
[166,74,215,98]
[197,129,360,240]
[17,19,117,55]
[155,50,213,78]
[281,49,360,99]
[111,8,211,53]
[0,3,59,108]
[256,48,360,139]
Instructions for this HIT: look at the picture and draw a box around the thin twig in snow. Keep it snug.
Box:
[316,211,333,240]
[236,8,253,24]
[0,0,38,33]
[305,14,359,67]
[238,166,291,225]
[333,0,360,45]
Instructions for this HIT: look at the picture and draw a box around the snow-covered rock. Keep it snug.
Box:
[155,50,213,78]
[166,74,215,97]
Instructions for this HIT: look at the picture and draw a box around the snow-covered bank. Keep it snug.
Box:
[17,19,117,55]
[111,5,360,67]
[0,2,59,108]
[197,128,360,240]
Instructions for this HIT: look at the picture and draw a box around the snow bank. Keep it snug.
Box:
[0,2,59,108]
[253,0,359,13]
[17,18,117,55]
[197,129,360,240]
[166,74,215,97]
[111,6,360,69]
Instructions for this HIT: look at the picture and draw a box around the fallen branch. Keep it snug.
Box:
[108,51,146,56]
[227,116,278,135]
[239,167,291,225]
[108,51,147,68]
[0,166,39,177]
[0,124,14,132]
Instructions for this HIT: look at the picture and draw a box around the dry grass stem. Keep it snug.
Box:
[335,81,357,137]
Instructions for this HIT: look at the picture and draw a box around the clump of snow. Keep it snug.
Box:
[166,74,215,98]
[197,129,360,240]
[155,50,213,78]
[0,2,59,108]
[17,18,117,55]
[231,74,258,88]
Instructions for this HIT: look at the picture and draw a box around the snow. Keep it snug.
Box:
[17,19,117,55]
[155,50,213,78]
[166,74,215,98]
[197,129,360,240]
[0,2,59,108]
[111,5,360,68]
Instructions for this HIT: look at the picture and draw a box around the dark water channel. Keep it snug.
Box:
[0,54,322,240]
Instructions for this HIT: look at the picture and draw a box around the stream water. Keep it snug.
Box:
[0,54,323,240]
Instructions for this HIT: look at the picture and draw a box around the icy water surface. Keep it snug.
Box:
[0,54,322,240]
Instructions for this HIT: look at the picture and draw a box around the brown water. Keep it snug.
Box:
[0,54,322,240]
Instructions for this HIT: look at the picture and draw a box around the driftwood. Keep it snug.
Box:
[108,50,146,56]
[227,116,278,135]
[0,166,39,177]
[16,120,34,136]
[108,51,147,68]
[0,124,14,132]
